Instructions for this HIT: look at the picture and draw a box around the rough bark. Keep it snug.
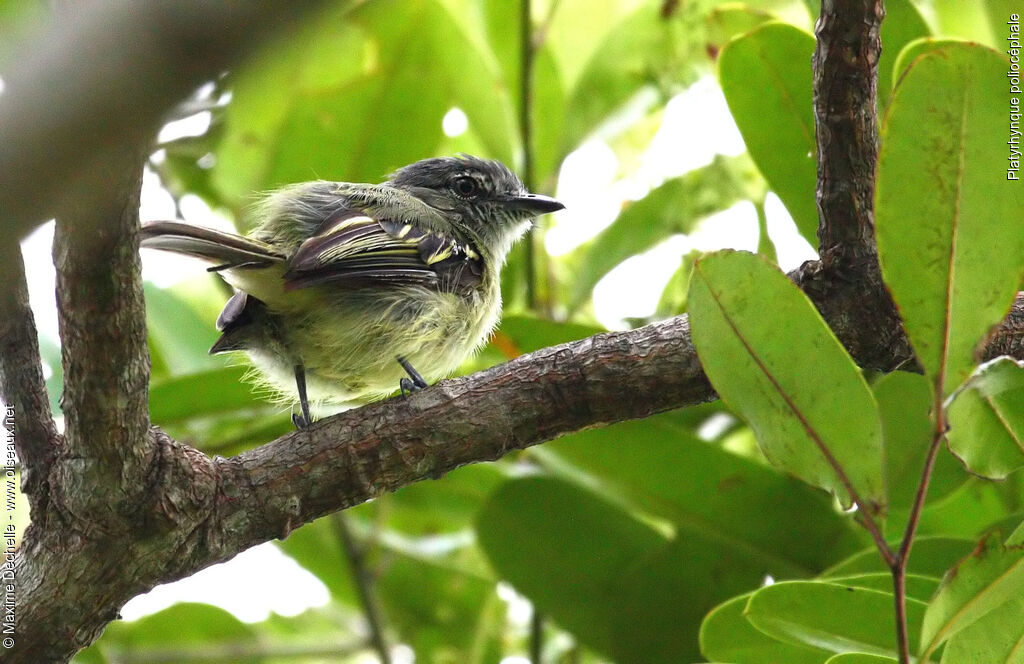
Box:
[3,0,1022,661]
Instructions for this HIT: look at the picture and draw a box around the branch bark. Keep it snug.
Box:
[0,246,61,521]
[6,0,1024,661]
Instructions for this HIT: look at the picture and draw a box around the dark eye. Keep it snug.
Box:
[451,176,479,198]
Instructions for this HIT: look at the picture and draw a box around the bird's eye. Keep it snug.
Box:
[451,176,479,198]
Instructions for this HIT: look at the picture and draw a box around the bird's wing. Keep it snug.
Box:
[140,221,286,270]
[282,210,484,293]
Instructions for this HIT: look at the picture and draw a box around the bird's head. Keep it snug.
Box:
[389,155,564,259]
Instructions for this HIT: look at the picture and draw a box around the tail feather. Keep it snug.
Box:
[140,221,284,269]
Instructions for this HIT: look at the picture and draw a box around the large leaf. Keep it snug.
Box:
[875,43,1024,396]
[947,357,1024,479]
[921,533,1024,658]
[213,0,516,208]
[877,0,931,110]
[823,537,976,579]
[688,250,884,509]
[940,597,1024,664]
[477,476,761,663]
[568,154,764,309]
[873,371,965,528]
[718,22,818,243]
[541,413,864,577]
[746,581,926,659]
[700,593,826,664]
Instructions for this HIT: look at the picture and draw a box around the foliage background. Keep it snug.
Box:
[3,0,1021,662]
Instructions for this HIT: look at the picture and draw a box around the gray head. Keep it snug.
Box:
[389,155,563,258]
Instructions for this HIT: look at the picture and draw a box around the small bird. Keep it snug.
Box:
[140,155,563,427]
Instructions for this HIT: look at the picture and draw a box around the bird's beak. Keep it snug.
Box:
[502,192,565,214]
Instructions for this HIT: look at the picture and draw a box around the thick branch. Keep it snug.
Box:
[0,0,334,240]
[51,144,154,531]
[0,245,61,519]
[812,0,885,262]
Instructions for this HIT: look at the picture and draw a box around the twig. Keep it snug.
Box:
[520,0,539,310]
[332,513,391,664]
[530,607,544,663]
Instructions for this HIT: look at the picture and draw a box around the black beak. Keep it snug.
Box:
[503,192,565,214]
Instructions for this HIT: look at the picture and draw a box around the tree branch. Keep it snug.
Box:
[0,0,335,240]
[51,143,154,531]
[0,245,61,520]
[812,0,884,263]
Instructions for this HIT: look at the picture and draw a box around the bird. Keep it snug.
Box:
[140,155,564,427]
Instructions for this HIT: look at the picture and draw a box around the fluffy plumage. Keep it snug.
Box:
[140,155,562,417]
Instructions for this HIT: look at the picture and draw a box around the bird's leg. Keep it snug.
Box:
[397,356,428,397]
[292,364,314,429]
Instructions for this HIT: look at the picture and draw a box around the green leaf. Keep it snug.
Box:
[89,604,257,661]
[213,0,516,208]
[705,5,775,54]
[877,0,931,110]
[143,281,223,376]
[699,593,826,664]
[149,366,261,424]
[746,580,926,658]
[718,22,818,244]
[947,357,1024,479]
[891,38,963,91]
[477,476,756,662]
[940,597,1024,664]
[827,572,939,604]
[875,43,1024,396]
[688,250,884,509]
[567,154,764,309]
[921,533,1024,657]
[874,371,965,522]
[562,2,691,151]
[825,655,899,664]
[823,537,976,578]
[542,413,864,578]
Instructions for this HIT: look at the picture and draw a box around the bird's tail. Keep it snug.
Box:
[140,221,284,271]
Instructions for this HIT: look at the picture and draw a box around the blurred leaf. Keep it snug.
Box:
[718,22,818,243]
[891,38,965,93]
[823,537,975,578]
[568,154,764,309]
[562,2,692,152]
[746,581,926,658]
[915,478,1024,540]
[877,0,931,110]
[37,332,63,416]
[542,413,865,578]
[478,475,759,662]
[826,655,899,664]
[704,4,775,54]
[213,0,517,209]
[940,596,1024,664]
[875,44,1024,396]
[358,463,508,536]
[873,372,965,535]
[653,250,698,318]
[149,366,261,425]
[143,281,222,376]
[921,532,1024,657]
[276,518,358,604]
[700,593,825,664]
[947,357,1024,479]
[688,250,884,509]
[376,545,502,662]
[88,604,257,661]
[929,0,999,47]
